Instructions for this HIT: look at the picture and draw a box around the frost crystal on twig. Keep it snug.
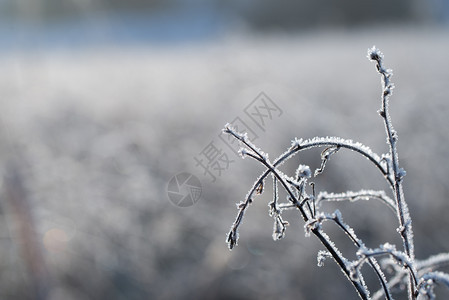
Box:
[316,190,397,213]
[317,250,332,267]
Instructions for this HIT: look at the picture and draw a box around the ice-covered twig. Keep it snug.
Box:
[371,254,447,300]
[223,125,309,249]
[269,175,290,241]
[368,46,416,298]
[316,190,397,213]
[268,175,280,217]
[228,134,392,224]
[305,210,392,300]
[350,243,418,291]
[223,126,371,299]
[372,270,406,300]
[417,272,449,299]
[290,136,392,186]
[229,135,394,226]
[226,171,267,249]
[315,145,340,176]
[310,222,371,299]
[417,253,449,274]
[223,124,268,162]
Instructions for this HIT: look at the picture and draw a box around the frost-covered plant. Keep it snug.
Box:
[223,47,449,300]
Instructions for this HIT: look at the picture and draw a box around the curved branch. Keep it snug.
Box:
[351,244,418,289]
[316,190,397,214]
[292,137,392,186]
[368,46,415,297]
[309,210,393,300]
[417,271,449,299]
[223,126,371,299]
[417,253,449,274]
[312,227,371,299]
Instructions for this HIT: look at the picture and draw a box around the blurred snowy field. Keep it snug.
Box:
[1,26,449,299]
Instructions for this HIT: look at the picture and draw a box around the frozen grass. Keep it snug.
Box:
[0,27,448,299]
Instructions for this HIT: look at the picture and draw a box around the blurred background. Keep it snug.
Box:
[1,1,449,299]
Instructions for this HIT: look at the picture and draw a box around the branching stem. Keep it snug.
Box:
[368,46,416,298]
[224,47,449,300]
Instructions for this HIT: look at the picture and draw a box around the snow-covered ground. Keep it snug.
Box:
[1,26,449,299]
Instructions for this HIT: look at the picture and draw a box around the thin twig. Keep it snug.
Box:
[368,46,416,298]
